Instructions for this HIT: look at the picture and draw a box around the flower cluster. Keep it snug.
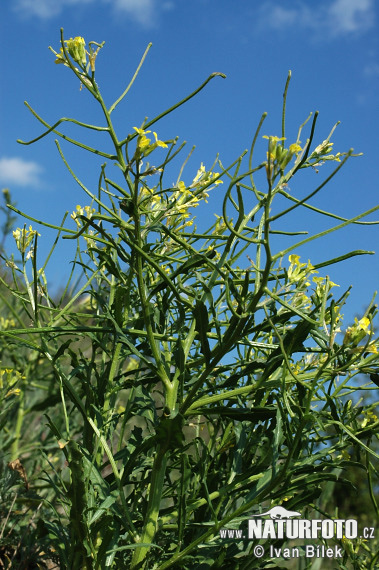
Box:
[213,214,227,234]
[13,225,40,257]
[361,408,378,428]
[189,163,223,195]
[138,163,223,232]
[54,36,87,67]
[287,254,317,287]
[263,135,302,179]
[286,256,342,314]
[133,128,168,158]
[0,368,24,398]
[343,316,377,351]
[312,275,339,301]
[171,192,196,227]
[285,255,318,310]
[50,36,104,87]
[0,317,16,330]
[167,164,223,229]
[71,205,96,228]
[309,140,344,167]
[71,206,99,256]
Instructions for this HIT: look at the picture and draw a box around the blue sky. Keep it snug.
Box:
[0,0,378,325]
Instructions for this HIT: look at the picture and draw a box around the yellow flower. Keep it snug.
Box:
[66,36,87,66]
[263,135,286,161]
[133,128,167,157]
[51,36,87,67]
[357,317,370,331]
[0,368,25,391]
[13,225,40,254]
[150,194,162,208]
[54,47,66,65]
[313,140,334,155]
[293,291,311,309]
[361,409,378,428]
[289,254,300,265]
[309,140,344,167]
[189,163,223,199]
[289,143,302,154]
[71,205,96,228]
[287,254,317,285]
[152,132,168,150]
[214,215,227,234]
[192,163,206,185]
[262,135,286,140]
[0,317,16,330]
[5,388,21,398]
[343,316,372,346]
[338,449,351,461]
[263,136,302,174]
[312,275,339,297]
[133,127,152,150]
[83,229,98,251]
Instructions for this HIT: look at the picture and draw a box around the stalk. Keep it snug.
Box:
[10,375,26,461]
[130,446,168,568]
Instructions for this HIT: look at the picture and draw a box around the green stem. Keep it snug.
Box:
[109,43,153,114]
[282,70,291,140]
[11,376,26,461]
[130,446,168,569]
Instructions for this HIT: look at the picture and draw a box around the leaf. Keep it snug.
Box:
[88,494,117,526]
[44,413,64,445]
[112,286,127,327]
[193,300,211,363]
[52,339,73,363]
[178,454,192,543]
[195,406,276,422]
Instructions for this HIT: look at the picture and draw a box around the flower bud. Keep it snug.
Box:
[66,37,87,67]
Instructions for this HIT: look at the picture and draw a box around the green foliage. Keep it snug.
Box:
[1,29,379,569]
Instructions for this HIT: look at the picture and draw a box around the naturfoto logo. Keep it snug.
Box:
[248,507,358,540]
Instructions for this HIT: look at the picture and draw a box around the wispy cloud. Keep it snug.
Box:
[363,62,379,77]
[0,157,44,188]
[112,0,156,27]
[328,0,374,35]
[258,0,375,38]
[13,0,60,19]
[12,0,172,27]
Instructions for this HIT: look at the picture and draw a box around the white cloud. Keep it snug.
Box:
[112,0,156,27]
[258,0,375,38]
[0,157,44,187]
[265,5,304,30]
[328,0,374,35]
[12,0,166,27]
[13,0,75,20]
